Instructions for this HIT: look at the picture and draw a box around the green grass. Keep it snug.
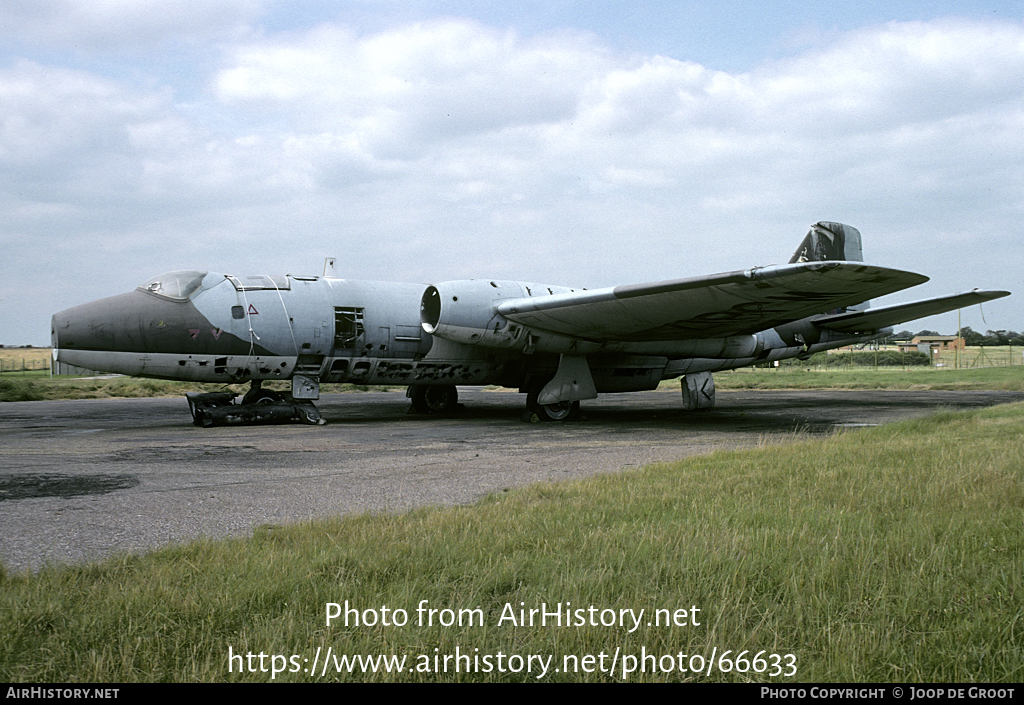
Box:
[4,364,1024,402]
[711,365,1024,391]
[0,377,404,402]
[2,403,1022,682]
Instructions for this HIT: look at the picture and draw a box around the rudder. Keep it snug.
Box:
[789,222,863,264]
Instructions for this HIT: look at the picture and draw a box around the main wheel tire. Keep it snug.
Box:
[538,400,580,422]
[526,388,580,422]
[409,385,459,414]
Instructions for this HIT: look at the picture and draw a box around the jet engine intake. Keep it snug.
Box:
[421,280,528,348]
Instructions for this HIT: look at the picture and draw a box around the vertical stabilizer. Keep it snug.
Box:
[790,222,868,313]
[789,222,863,264]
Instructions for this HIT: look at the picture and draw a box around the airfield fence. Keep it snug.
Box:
[774,346,1021,371]
[0,355,51,375]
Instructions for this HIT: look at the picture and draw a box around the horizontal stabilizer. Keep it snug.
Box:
[815,290,1011,334]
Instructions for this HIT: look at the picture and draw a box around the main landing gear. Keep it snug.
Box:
[680,371,715,411]
[407,384,459,414]
[525,395,580,422]
[187,380,325,426]
[406,383,580,421]
[525,384,581,422]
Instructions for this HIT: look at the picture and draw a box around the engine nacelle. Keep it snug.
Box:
[421,280,525,348]
[421,279,590,350]
[422,279,776,359]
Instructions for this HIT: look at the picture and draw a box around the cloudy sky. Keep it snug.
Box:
[2,0,1022,346]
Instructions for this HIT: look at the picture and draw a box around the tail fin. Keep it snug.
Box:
[791,222,867,315]
[790,222,863,264]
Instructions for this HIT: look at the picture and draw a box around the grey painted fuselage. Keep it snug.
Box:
[50,221,1010,420]
[52,272,508,387]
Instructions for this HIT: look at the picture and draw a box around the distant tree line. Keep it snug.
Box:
[890,328,1023,347]
[957,327,1024,347]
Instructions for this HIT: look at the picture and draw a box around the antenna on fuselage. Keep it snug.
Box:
[323,257,337,278]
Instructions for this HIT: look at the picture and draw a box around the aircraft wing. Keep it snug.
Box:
[814,290,1011,334]
[496,261,928,341]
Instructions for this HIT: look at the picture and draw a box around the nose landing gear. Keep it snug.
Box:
[187,380,325,426]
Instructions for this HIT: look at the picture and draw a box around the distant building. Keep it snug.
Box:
[897,336,964,355]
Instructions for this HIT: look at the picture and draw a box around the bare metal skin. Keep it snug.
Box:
[51,222,1009,423]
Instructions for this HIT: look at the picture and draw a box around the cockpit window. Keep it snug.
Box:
[138,270,209,300]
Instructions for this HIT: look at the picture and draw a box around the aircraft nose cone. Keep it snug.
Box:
[52,289,201,375]
[52,290,152,353]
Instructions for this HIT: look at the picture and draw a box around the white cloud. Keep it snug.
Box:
[2,14,1023,343]
[0,0,267,50]
[215,20,608,157]
[205,17,1024,245]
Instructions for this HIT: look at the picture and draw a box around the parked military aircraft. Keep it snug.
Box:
[51,222,1008,425]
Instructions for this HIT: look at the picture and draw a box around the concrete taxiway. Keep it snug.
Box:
[1,387,1021,572]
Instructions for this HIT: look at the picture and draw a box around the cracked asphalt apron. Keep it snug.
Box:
[2,388,1021,572]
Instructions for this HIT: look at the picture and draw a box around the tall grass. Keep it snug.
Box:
[2,404,1022,682]
[0,347,52,375]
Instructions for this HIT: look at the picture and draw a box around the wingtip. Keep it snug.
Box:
[962,289,1012,302]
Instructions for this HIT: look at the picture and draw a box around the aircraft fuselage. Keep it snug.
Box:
[52,222,1008,423]
[51,269,879,387]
